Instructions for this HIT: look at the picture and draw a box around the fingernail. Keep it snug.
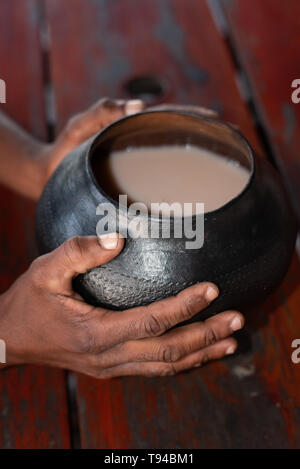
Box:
[98,233,119,250]
[194,363,201,368]
[125,99,144,115]
[230,316,243,332]
[226,345,236,355]
[205,285,219,302]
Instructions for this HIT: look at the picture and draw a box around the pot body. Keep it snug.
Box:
[36,110,297,321]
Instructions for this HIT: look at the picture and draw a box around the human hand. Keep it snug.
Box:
[38,98,144,191]
[0,98,144,200]
[0,234,244,377]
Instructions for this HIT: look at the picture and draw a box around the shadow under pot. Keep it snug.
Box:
[36,109,297,321]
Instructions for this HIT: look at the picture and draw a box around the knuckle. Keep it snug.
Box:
[181,297,195,317]
[159,363,177,376]
[100,97,115,110]
[204,327,218,347]
[63,236,85,264]
[200,353,210,365]
[84,357,107,379]
[71,321,98,354]
[29,257,47,287]
[158,344,182,363]
[143,314,165,337]
[128,344,153,362]
[178,293,202,321]
[86,353,104,370]
[65,115,83,141]
[78,332,96,354]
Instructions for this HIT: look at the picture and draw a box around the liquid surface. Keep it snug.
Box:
[100,145,250,215]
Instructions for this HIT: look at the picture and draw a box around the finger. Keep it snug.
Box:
[98,337,238,378]
[94,282,220,347]
[97,310,244,367]
[58,97,144,148]
[47,98,145,173]
[32,234,124,294]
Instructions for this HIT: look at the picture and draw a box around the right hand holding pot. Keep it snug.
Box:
[0,234,244,377]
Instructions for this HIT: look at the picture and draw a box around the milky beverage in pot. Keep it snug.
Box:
[99,145,250,216]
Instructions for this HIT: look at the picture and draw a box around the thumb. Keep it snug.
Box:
[42,234,124,295]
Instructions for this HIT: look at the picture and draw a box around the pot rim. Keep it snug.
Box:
[86,109,256,222]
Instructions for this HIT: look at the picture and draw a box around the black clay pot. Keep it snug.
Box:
[36,108,297,321]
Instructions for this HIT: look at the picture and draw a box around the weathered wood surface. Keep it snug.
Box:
[0,0,70,449]
[221,0,300,222]
[46,0,300,448]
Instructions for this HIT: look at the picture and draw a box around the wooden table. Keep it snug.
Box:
[0,0,299,449]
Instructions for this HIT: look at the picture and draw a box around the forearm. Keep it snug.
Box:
[0,111,48,200]
[0,98,141,201]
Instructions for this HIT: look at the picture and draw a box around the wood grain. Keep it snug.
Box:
[221,0,300,222]
[0,0,70,449]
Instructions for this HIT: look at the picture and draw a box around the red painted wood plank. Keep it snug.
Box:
[46,0,300,448]
[221,0,300,221]
[0,0,70,448]
[45,0,261,152]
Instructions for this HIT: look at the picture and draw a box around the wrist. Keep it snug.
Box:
[33,143,53,195]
